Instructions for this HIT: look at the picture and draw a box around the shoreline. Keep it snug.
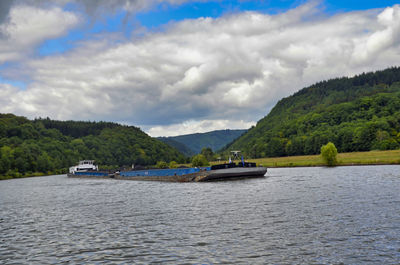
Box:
[262,163,400,169]
[0,173,66,181]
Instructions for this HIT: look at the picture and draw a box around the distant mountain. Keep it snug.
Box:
[156,137,196,157]
[158,129,247,155]
[0,114,185,178]
[224,67,400,158]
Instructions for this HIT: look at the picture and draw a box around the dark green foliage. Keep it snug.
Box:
[200,147,214,161]
[321,142,338,166]
[158,129,247,154]
[157,137,195,156]
[36,118,119,138]
[225,67,400,157]
[191,154,209,167]
[0,114,185,177]
[156,161,169,169]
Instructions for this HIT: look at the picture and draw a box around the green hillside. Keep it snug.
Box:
[224,67,400,158]
[0,115,185,178]
[157,137,196,157]
[158,129,247,155]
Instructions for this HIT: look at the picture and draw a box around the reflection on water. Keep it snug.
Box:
[1,165,399,264]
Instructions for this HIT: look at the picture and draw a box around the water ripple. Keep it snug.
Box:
[1,165,400,264]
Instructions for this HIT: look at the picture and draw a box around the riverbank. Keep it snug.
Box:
[245,149,400,168]
[0,171,64,181]
[0,172,46,181]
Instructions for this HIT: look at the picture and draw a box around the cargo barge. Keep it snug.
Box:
[68,161,267,182]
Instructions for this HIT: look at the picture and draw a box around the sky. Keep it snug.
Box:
[0,0,399,137]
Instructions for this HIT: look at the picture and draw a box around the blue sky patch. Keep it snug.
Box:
[0,76,27,90]
[324,0,400,12]
[39,29,84,56]
[136,0,307,28]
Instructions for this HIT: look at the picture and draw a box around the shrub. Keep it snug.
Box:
[191,154,209,167]
[321,142,338,166]
[169,161,178,168]
[156,161,168,169]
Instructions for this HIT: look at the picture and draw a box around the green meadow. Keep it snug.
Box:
[245,149,400,168]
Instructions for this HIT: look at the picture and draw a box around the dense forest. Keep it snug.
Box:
[0,115,185,177]
[224,67,400,158]
[158,129,247,155]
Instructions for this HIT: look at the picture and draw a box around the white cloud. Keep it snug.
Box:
[351,6,400,64]
[146,119,255,137]
[0,5,80,63]
[0,0,194,23]
[1,2,400,137]
[0,83,20,113]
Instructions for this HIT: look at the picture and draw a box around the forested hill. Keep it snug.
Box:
[0,115,185,177]
[158,129,247,155]
[224,67,400,158]
[156,137,196,157]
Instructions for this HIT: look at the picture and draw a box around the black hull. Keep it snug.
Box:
[196,167,267,181]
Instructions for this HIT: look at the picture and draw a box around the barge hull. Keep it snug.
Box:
[195,167,267,182]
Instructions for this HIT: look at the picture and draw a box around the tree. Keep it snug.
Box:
[201,147,214,161]
[0,146,13,174]
[169,161,178,168]
[14,156,29,174]
[266,138,286,157]
[191,154,209,167]
[37,152,54,172]
[321,142,338,166]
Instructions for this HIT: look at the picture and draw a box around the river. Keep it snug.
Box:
[1,165,399,264]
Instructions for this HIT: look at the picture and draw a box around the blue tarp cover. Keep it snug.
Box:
[120,167,210,177]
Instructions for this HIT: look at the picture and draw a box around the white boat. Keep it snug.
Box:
[69,160,98,174]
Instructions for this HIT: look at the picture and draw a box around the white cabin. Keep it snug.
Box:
[69,160,98,174]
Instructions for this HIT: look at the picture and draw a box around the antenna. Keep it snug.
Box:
[230,150,241,160]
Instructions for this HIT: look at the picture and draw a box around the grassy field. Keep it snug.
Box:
[213,149,400,168]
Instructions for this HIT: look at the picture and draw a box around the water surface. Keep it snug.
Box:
[1,165,399,264]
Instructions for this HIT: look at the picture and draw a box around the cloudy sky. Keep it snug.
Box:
[0,0,399,136]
